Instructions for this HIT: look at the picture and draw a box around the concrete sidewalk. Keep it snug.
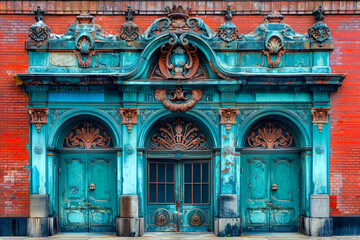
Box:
[1,233,360,240]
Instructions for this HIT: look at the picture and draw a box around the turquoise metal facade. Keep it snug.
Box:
[17,5,345,235]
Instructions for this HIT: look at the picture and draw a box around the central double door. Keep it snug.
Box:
[241,154,299,232]
[146,160,211,232]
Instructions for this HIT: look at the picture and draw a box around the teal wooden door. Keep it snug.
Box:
[146,160,211,232]
[59,154,116,232]
[241,154,299,232]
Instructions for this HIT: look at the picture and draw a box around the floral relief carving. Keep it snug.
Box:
[120,108,139,133]
[155,87,203,112]
[28,108,48,133]
[219,108,239,133]
[63,122,112,149]
[149,118,208,151]
[246,122,295,149]
[311,108,330,133]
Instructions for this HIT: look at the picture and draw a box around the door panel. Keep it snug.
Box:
[59,154,116,232]
[241,154,299,232]
[60,155,88,232]
[242,156,270,231]
[146,160,211,232]
[88,155,116,232]
[270,154,299,232]
[147,162,178,232]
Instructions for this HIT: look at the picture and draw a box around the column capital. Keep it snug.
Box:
[120,108,139,133]
[29,108,48,133]
[311,108,330,133]
[219,108,238,133]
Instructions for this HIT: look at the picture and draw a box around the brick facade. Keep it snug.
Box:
[0,1,359,218]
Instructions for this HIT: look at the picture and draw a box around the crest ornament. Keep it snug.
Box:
[119,5,139,41]
[219,108,239,133]
[120,108,139,133]
[28,108,48,133]
[262,35,285,68]
[149,118,208,151]
[246,122,295,149]
[311,108,330,133]
[63,122,112,149]
[218,5,239,45]
[155,87,203,112]
[29,5,50,45]
[308,5,331,47]
[150,44,206,80]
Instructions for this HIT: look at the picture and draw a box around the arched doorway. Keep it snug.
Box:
[145,118,213,232]
[58,119,117,232]
[240,120,300,232]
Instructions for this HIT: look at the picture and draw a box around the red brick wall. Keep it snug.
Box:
[0,10,359,217]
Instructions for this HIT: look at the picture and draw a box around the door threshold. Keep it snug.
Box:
[49,232,116,238]
[143,232,216,237]
[242,232,304,237]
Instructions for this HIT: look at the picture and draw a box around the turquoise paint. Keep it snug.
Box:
[122,125,138,195]
[49,93,105,102]
[255,93,311,102]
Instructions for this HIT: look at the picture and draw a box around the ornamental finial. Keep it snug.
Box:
[33,5,46,22]
[125,4,136,21]
[312,4,325,22]
[224,4,233,21]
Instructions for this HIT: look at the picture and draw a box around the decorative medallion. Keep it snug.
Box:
[120,108,139,133]
[311,108,330,133]
[218,5,239,45]
[219,108,239,133]
[63,122,112,149]
[308,5,331,47]
[155,87,203,112]
[246,122,295,149]
[153,208,171,227]
[28,5,51,46]
[149,118,208,151]
[150,44,206,80]
[262,35,285,68]
[119,5,139,41]
[28,108,48,133]
[187,209,205,227]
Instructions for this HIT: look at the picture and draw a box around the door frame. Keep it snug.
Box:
[58,149,119,232]
[145,150,214,232]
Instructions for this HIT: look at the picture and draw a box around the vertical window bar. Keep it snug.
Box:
[156,163,158,203]
[200,163,203,203]
[191,163,194,204]
[164,163,167,203]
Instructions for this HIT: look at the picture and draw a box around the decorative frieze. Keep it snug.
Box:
[311,108,330,133]
[28,108,48,133]
[219,108,238,133]
[155,87,203,113]
[120,108,139,133]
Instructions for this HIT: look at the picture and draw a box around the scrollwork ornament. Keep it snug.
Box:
[311,108,330,133]
[155,87,203,112]
[120,108,139,133]
[28,108,48,133]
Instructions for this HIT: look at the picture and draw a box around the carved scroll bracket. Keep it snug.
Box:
[311,108,330,133]
[219,108,238,133]
[155,87,203,112]
[28,108,48,133]
[120,108,139,133]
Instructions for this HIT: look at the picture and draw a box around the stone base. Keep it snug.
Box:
[214,218,241,237]
[301,216,333,237]
[116,217,144,237]
[27,217,59,237]
[27,217,49,237]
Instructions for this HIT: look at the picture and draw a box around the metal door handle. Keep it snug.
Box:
[88,183,96,191]
[85,202,90,206]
